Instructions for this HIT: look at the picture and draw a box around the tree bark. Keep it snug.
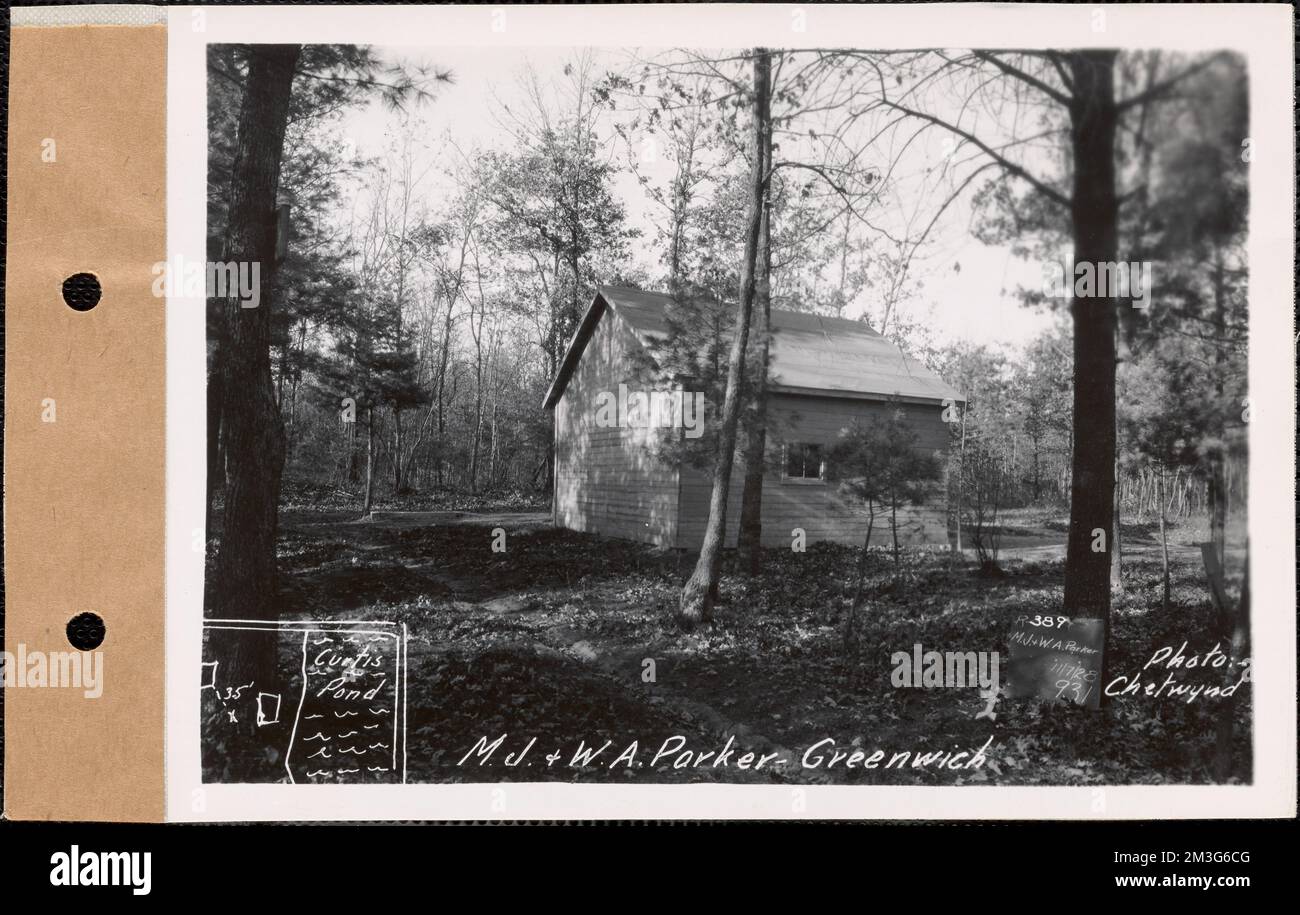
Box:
[212,44,300,690]
[285,321,306,460]
[736,182,773,575]
[205,335,225,538]
[363,406,376,515]
[488,372,500,490]
[392,410,404,493]
[433,302,454,489]
[1111,452,1124,592]
[348,419,360,483]
[890,494,901,565]
[1158,463,1170,606]
[678,49,770,626]
[1213,551,1249,780]
[955,405,966,558]
[469,292,485,494]
[1030,437,1041,503]
[470,381,483,493]
[1208,248,1228,567]
[1061,51,1119,659]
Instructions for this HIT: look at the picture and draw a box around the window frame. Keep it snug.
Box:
[781,441,827,485]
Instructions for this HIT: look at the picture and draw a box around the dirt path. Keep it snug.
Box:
[288,509,551,531]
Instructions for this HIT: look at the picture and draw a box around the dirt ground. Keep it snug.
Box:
[201,503,1251,786]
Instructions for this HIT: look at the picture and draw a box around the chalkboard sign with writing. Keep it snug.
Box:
[1007,615,1104,709]
[285,624,406,784]
[202,618,407,784]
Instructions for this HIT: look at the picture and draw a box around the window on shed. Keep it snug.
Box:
[783,443,825,481]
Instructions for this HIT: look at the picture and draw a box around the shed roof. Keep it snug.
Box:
[543,285,963,408]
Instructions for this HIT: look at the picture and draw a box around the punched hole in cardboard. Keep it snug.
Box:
[61,272,101,311]
[66,612,106,651]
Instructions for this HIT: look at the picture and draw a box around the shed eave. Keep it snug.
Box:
[542,292,609,410]
[767,383,966,405]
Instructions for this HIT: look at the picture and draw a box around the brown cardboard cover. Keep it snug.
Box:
[4,24,167,821]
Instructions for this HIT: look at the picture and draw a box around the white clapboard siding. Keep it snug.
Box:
[675,393,952,549]
[548,288,962,552]
[553,305,678,547]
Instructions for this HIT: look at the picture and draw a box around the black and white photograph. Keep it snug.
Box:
[198,31,1258,792]
[2,1,1296,893]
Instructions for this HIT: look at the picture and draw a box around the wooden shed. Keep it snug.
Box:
[543,286,964,550]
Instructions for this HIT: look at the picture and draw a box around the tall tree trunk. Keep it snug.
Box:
[205,336,226,538]
[488,378,500,490]
[1213,550,1249,780]
[736,181,773,575]
[470,325,484,493]
[392,409,404,493]
[1111,452,1124,592]
[1208,249,1228,568]
[1111,312,1126,592]
[1158,463,1170,606]
[433,304,455,489]
[275,338,287,408]
[348,420,360,483]
[213,44,300,690]
[1062,51,1119,667]
[362,406,375,516]
[1208,463,1227,564]
[678,49,770,627]
[890,495,901,565]
[955,405,966,558]
[469,403,482,493]
[284,321,305,461]
[1031,439,1041,503]
[435,387,446,487]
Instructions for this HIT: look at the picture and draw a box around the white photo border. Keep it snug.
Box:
[166,2,1297,821]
